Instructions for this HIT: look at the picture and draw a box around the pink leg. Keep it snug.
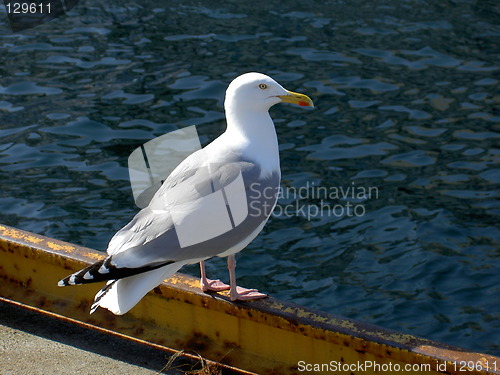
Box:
[227,254,267,301]
[200,261,230,292]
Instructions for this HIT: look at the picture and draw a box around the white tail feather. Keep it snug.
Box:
[93,262,184,315]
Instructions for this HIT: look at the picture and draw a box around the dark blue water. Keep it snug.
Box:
[1,0,499,355]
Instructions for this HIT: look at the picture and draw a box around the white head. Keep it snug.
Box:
[221,73,313,172]
[224,72,314,113]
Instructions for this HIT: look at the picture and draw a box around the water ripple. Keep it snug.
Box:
[0,81,62,95]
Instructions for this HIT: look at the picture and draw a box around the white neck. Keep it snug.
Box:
[224,107,280,175]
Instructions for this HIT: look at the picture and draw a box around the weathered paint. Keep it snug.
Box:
[0,224,498,374]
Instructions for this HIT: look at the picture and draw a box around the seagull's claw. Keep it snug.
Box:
[201,278,231,292]
[230,286,268,301]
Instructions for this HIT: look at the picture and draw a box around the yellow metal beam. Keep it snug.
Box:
[0,224,498,374]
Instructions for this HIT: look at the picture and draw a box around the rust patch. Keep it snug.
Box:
[183,332,212,353]
[84,251,105,261]
[153,286,163,295]
[223,340,240,350]
[25,235,44,244]
[46,241,74,252]
[22,277,33,289]
[168,275,200,289]
[1,228,23,240]
[1,228,43,245]
[36,296,48,308]
[76,300,91,313]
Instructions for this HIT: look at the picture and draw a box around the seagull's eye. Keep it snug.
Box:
[259,83,268,90]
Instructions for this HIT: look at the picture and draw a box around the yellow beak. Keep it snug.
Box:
[278,90,314,108]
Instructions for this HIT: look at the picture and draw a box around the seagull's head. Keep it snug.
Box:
[225,72,314,113]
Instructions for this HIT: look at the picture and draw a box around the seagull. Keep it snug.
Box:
[58,72,314,315]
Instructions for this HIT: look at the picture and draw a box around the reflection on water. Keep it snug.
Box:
[0,0,499,355]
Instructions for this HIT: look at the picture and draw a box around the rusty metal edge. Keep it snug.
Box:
[1,223,498,375]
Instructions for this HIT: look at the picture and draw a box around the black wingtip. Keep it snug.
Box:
[57,257,176,287]
[90,280,116,314]
[57,259,107,287]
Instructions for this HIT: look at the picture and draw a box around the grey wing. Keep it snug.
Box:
[107,151,280,270]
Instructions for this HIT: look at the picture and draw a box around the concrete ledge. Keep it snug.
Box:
[0,299,200,375]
